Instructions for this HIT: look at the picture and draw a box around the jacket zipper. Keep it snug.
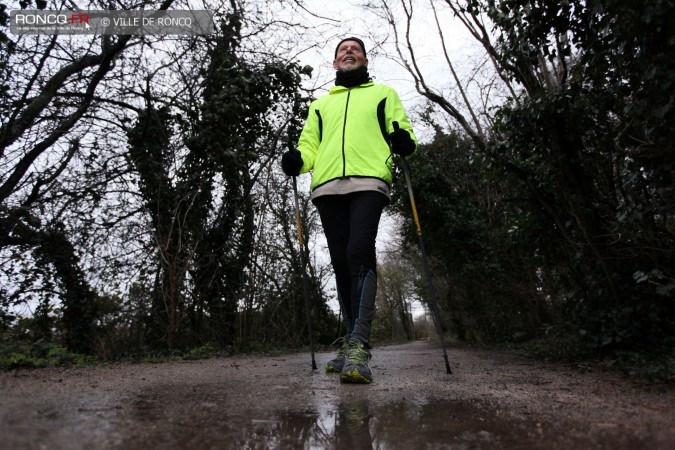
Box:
[341,88,351,177]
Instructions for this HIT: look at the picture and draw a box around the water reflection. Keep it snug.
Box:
[235,400,373,449]
[340,401,373,449]
[234,398,540,449]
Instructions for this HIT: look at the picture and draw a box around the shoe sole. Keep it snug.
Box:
[340,368,372,384]
[325,364,343,373]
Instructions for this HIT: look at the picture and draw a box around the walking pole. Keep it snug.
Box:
[291,175,318,370]
[393,122,452,375]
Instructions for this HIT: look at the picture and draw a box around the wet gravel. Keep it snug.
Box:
[1,340,674,449]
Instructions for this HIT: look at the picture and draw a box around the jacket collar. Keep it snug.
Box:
[329,80,374,94]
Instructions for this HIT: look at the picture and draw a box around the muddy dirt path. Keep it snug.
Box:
[1,340,674,449]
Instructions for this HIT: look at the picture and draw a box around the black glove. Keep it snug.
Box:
[388,121,416,157]
[281,149,303,176]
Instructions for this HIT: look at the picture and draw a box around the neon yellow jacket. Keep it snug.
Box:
[297,80,417,191]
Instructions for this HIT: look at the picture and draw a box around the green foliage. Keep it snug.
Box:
[181,343,219,360]
[0,4,327,363]
[0,340,91,371]
[124,14,318,352]
[611,350,675,382]
[393,131,549,344]
[371,253,418,344]
[392,2,675,368]
[33,223,98,354]
[444,0,675,360]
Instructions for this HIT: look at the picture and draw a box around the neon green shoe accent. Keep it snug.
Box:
[340,367,372,383]
[340,339,373,383]
[325,362,343,373]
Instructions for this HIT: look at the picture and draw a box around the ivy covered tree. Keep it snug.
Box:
[0,0,176,355]
[384,0,674,362]
[126,10,322,351]
[392,129,550,343]
[484,0,675,354]
[0,0,333,359]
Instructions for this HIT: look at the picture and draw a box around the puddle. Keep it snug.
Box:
[232,399,555,449]
[119,383,650,450]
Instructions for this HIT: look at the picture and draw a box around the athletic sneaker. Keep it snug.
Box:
[340,339,373,383]
[325,337,348,373]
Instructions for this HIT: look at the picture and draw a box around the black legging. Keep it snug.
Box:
[313,191,388,345]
